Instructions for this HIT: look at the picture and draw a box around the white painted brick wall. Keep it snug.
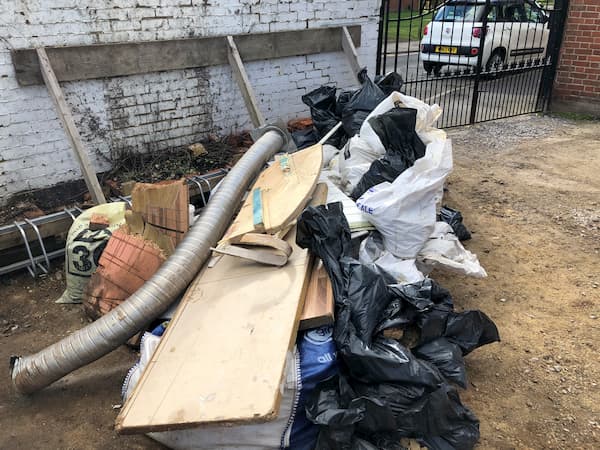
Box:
[0,0,381,204]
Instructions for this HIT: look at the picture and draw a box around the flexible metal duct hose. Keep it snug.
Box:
[11,129,285,394]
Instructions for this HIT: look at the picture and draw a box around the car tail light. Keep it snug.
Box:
[423,24,429,36]
[471,48,479,56]
[472,27,482,38]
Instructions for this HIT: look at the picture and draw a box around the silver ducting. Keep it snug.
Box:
[11,129,286,394]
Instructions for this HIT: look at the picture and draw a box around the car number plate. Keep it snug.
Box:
[435,46,458,54]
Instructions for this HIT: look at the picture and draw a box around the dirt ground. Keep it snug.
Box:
[1,114,598,449]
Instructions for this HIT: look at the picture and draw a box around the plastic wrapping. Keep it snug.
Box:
[444,310,501,356]
[439,206,472,241]
[322,144,340,168]
[417,222,487,278]
[359,92,445,151]
[359,232,424,284]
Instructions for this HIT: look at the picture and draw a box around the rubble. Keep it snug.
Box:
[10,73,499,449]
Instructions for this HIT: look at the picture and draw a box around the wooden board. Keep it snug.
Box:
[226,36,265,128]
[299,258,335,330]
[237,233,293,255]
[116,227,312,433]
[221,144,323,244]
[13,27,362,86]
[341,26,362,84]
[36,47,106,204]
[210,244,289,267]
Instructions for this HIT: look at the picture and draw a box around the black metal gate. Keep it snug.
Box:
[376,0,569,127]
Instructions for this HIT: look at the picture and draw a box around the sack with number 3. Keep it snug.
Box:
[56,202,126,304]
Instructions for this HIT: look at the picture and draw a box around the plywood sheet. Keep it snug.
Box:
[116,228,311,433]
[221,144,322,244]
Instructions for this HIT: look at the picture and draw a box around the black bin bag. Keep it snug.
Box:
[414,338,468,388]
[341,69,386,137]
[297,204,497,449]
[302,85,346,148]
[445,310,500,355]
[439,206,472,241]
[351,107,426,200]
[292,127,319,150]
[375,71,404,95]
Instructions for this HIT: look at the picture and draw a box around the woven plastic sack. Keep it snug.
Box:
[56,202,126,304]
[355,138,453,258]
[360,92,445,149]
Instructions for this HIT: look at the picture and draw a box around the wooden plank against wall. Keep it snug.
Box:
[36,48,106,204]
[226,36,265,128]
[342,26,363,84]
[13,26,362,86]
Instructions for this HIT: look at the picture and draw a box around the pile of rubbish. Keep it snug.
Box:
[10,70,498,450]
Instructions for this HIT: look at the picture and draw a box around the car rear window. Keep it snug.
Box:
[434,3,486,21]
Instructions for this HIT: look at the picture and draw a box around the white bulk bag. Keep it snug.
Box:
[356,137,453,259]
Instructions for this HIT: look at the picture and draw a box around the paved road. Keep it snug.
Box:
[381,51,421,79]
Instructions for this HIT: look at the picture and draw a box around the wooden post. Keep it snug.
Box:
[342,26,363,84]
[226,36,266,128]
[36,47,106,204]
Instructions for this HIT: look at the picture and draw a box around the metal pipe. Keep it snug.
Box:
[11,129,286,394]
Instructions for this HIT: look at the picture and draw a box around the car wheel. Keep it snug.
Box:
[433,64,443,77]
[423,62,434,75]
[486,51,505,72]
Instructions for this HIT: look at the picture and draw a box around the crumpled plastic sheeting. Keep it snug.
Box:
[417,222,487,278]
[384,282,499,356]
[439,206,471,241]
[322,144,340,168]
[297,204,499,449]
[307,374,480,450]
[359,232,424,284]
[319,171,374,233]
[359,223,486,282]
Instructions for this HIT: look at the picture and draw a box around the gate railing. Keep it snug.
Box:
[376,0,568,127]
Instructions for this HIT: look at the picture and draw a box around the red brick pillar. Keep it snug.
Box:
[552,0,600,115]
